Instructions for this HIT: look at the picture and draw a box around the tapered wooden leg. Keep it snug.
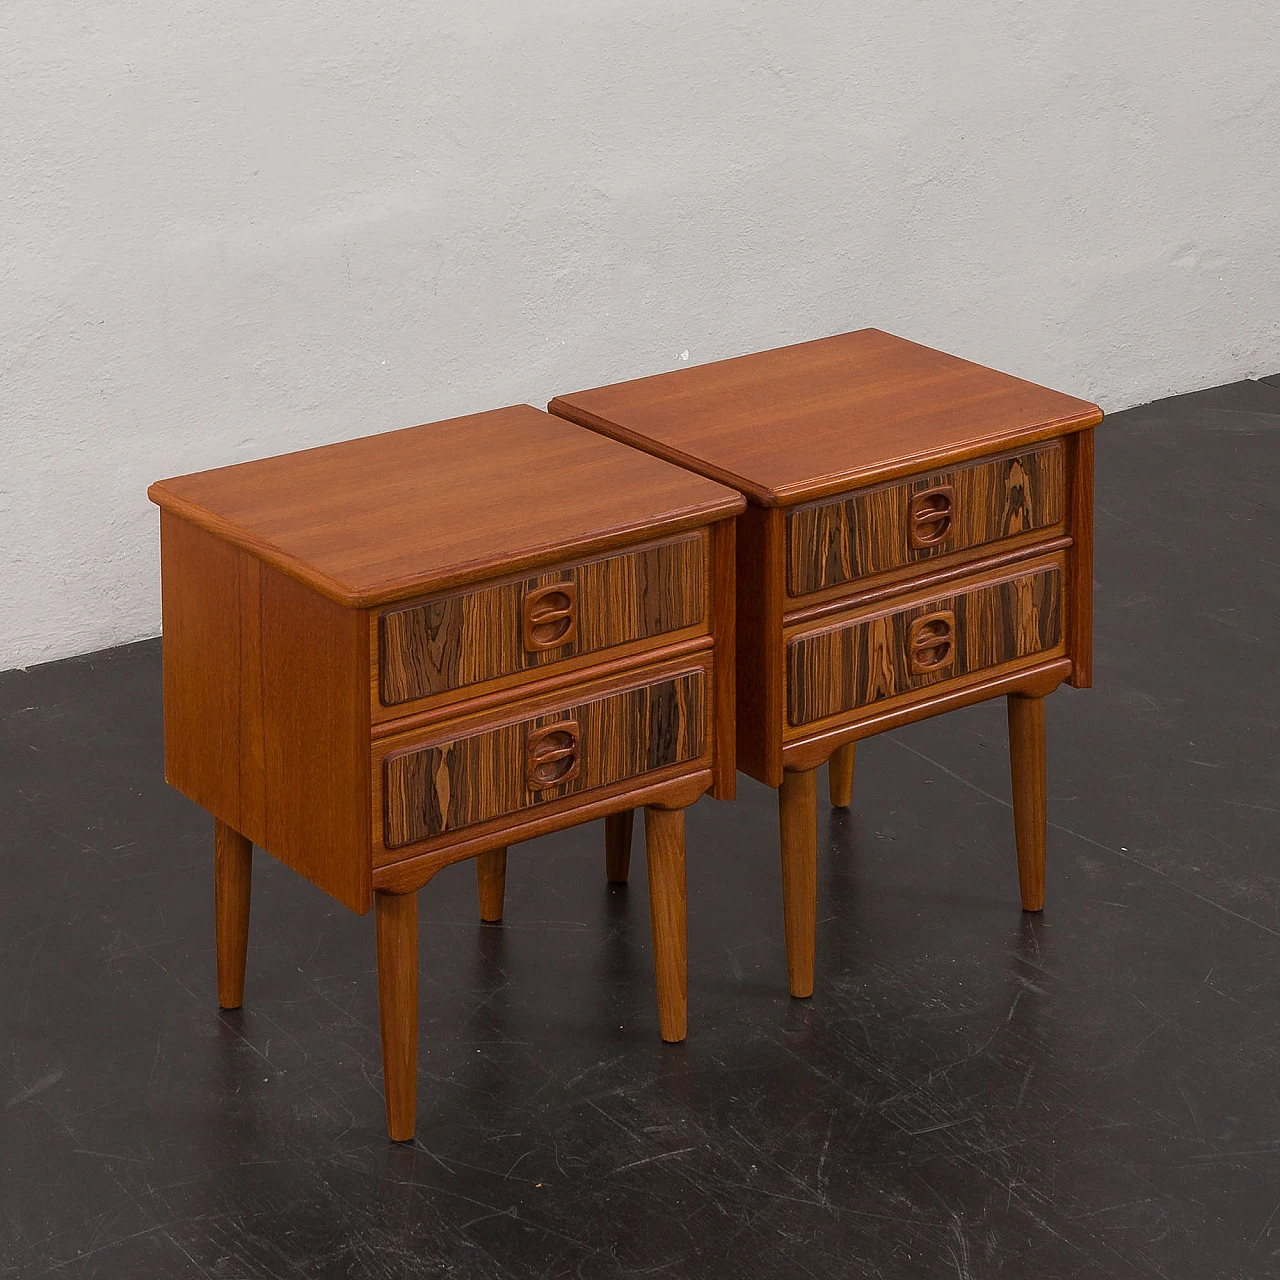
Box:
[476,847,507,922]
[605,810,634,883]
[644,806,687,1043]
[828,741,856,809]
[375,890,418,1141]
[214,819,252,1010]
[1007,693,1047,912]
[779,768,817,998]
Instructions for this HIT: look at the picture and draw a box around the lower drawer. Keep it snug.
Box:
[786,557,1063,728]
[380,665,708,849]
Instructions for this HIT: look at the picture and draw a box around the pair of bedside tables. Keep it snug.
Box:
[149,330,1101,1140]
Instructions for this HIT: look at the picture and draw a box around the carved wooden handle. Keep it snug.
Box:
[908,611,956,674]
[526,720,581,789]
[908,485,956,549]
[522,582,578,652]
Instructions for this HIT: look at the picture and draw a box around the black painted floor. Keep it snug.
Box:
[2,379,1279,1279]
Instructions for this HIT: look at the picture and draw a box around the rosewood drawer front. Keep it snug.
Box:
[382,668,708,848]
[786,559,1063,727]
[378,533,706,707]
[786,443,1064,597]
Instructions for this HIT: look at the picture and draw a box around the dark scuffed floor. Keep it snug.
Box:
[2,379,1279,1279]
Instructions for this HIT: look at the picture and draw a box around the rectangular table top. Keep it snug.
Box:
[149,405,744,607]
[550,329,1101,506]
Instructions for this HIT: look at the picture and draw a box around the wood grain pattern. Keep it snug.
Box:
[1008,694,1047,911]
[149,405,743,608]
[214,820,252,1009]
[786,444,1064,595]
[371,633,714,738]
[779,768,817,999]
[375,890,418,1141]
[549,329,1101,507]
[783,658,1071,772]
[786,563,1063,727]
[785,532,1073,627]
[644,805,688,1042]
[1066,426,1095,689]
[383,671,707,848]
[372,769,714,895]
[371,654,717,869]
[160,512,372,913]
[378,534,705,705]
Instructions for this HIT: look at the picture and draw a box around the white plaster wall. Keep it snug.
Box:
[2,1,1277,669]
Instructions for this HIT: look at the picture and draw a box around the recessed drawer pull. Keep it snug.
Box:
[908,486,956,549]
[525,720,582,788]
[908,611,956,674]
[522,583,578,652]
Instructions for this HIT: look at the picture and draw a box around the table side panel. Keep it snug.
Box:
[258,562,372,911]
[159,512,247,830]
[734,504,786,788]
[159,513,371,912]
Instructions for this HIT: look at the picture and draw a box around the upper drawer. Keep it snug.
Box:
[381,667,708,849]
[786,558,1063,727]
[378,533,706,707]
[786,443,1064,597]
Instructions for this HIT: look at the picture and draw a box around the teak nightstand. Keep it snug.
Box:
[148,405,743,1139]
[550,330,1102,998]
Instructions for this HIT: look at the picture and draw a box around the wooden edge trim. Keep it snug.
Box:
[371,635,716,739]
[784,534,1074,626]
[148,483,743,609]
[784,438,1065,520]
[548,400,1102,509]
[783,550,1067,644]
[372,651,714,754]
[763,508,787,785]
[359,502,746,605]
[372,769,714,895]
[711,517,737,800]
[1066,426,1096,689]
[766,411,1103,507]
[149,493,356,604]
[376,528,706,626]
[781,658,1073,772]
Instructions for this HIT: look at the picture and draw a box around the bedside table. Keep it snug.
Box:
[148,405,743,1139]
[550,330,1101,998]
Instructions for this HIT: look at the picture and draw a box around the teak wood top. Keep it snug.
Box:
[149,405,744,607]
[549,329,1103,506]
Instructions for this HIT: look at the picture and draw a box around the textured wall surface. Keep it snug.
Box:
[3,1,1277,669]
